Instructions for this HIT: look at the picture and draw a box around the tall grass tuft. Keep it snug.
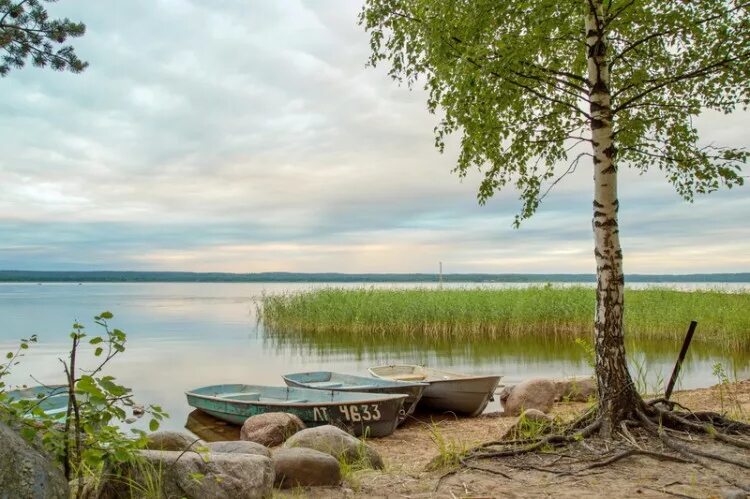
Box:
[259,286,750,352]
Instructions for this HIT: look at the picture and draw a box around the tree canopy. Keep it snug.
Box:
[360,1,748,225]
[362,0,749,435]
[0,0,86,76]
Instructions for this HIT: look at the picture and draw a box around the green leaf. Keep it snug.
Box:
[20,426,36,441]
[89,337,103,345]
[149,419,159,432]
[99,311,113,319]
[94,347,103,357]
[5,352,12,359]
[113,448,130,462]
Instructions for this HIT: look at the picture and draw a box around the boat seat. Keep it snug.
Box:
[309,381,344,388]
[258,398,307,404]
[384,374,426,381]
[218,392,261,401]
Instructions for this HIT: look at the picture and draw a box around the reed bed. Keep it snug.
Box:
[259,286,750,351]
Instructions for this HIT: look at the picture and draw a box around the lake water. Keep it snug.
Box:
[1,282,748,432]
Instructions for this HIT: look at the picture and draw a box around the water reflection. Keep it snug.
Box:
[185,410,240,442]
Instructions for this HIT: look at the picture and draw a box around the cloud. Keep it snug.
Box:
[0,0,747,273]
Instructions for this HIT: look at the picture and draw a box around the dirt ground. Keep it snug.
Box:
[279,380,750,498]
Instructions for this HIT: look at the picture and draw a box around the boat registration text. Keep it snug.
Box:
[313,404,381,422]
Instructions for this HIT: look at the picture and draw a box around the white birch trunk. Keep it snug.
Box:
[585,0,639,437]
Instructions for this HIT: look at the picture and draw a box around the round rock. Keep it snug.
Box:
[146,431,204,451]
[501,378,557,416]
[240,412,305,447]
[553,376,597,402]
[283,424,383,469]
[272,447,341,488]
[207,440,271,458]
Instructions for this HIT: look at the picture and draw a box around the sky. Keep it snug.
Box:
[0,0,748,274]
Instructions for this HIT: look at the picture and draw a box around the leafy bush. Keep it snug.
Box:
[0,312,168,497]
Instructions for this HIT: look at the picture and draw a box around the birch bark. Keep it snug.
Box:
[585,0,640,437]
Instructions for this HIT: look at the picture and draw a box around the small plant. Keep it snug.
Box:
[712,362,745,419]
[337,433,376,491]
[574,338,596,369]
[425,421,468,471]
[630,355,665,397]
[512,411,555,441]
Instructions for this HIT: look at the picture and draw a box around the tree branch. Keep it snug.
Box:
[613,53,750,113]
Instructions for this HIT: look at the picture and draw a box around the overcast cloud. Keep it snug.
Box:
[0,0,748,274]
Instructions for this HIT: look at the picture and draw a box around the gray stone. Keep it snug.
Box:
[207,440,271,458]
[721,490,748,499]
[283,425,383,470]
[502,408,554,440]
[501,378,557,416]
[240,412,305,447]
[272,447,341,488]
[498,384,515,405]
[145,430,204,451]
[96,449,274,499]
[553,376,597,402]
[0,420,69,499]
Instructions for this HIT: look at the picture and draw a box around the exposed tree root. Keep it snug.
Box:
[448,400,750,493]
[573,448,690,471]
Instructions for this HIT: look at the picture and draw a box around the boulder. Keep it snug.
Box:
[146,430,204,451]
[272,447,341,488]
[96,449,274,499]
[553,376,596,403]
[498,384,515,406]
[0,420,69,499]
[502,409,554,440]
[501,378,557,416]
[721,489,748,499]
[207,440,271,458]
[283,425,383,470]
[240,412,305,447]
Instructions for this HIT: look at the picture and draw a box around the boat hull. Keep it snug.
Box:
[185,384,407,438]
[5,384,69,419]
[419,377,501,416]
[369,365,502,417]
[282,371,426,421]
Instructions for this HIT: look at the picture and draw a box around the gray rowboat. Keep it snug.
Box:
[368,365,502,417]
[282,371,427,421]
[185,384,407,437]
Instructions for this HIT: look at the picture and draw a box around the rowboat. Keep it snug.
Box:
[5,384,69,419]
[185,384,408,438]
[282,371,426,420]
[368,365,502,417]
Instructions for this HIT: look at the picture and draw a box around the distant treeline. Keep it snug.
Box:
[0,270,749,283]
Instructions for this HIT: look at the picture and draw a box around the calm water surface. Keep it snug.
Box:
[1,282,747,432]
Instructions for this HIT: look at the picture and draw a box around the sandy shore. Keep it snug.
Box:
[277,380,750,498]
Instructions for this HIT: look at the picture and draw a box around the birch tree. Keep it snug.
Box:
[361,1,748,437]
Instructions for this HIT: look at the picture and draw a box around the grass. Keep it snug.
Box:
[259,286,750,352]
[425,421,469,471]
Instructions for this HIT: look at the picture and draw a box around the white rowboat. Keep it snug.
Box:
[368,365,501,417]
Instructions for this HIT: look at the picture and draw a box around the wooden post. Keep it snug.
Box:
[664,320,698,400]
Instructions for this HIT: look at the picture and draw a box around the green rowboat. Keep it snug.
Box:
[5,384,69,419]
[185,384,408,437]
